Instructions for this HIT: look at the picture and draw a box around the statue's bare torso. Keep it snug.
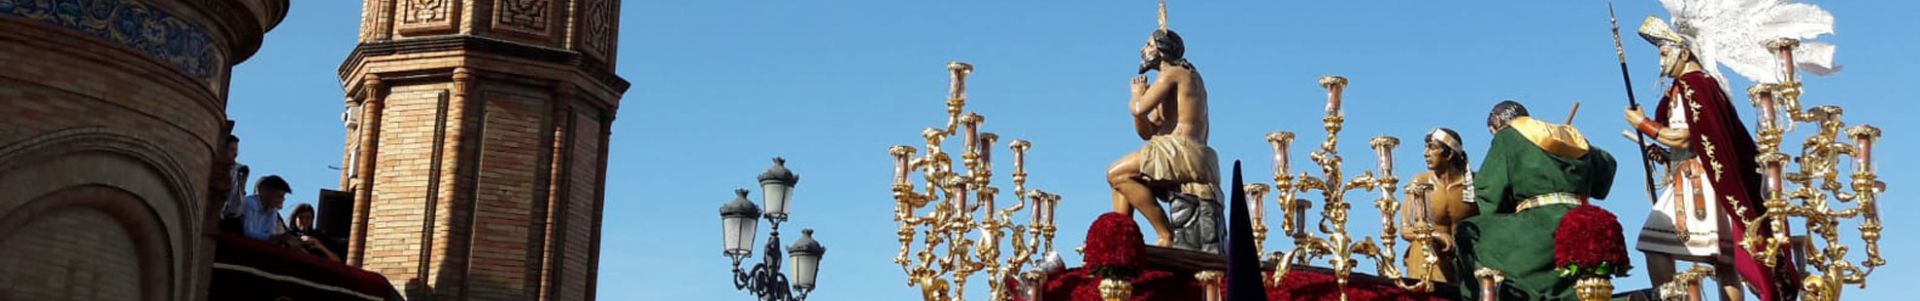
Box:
[1148,67,1208,144]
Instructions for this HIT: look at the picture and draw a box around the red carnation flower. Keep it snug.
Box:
[1553,205,1631,278]
[1084,212,1146,271]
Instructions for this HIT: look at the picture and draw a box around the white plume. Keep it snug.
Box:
[1658,0,1839,87]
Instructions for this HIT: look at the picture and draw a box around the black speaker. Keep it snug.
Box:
[317,189,353,239]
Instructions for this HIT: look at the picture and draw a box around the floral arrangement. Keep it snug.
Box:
[1553,204,1631,278]
[1027,212,1200,301]
[1267,269,1450,301]
[1084,212,1145,279]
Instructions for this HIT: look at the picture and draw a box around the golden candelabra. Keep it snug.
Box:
[1657,264,1715,301]
[1574,277,1615,301]
[1262,76,1440,300]
[891,61,1063,301]
[1243,183,1272,256]
[1739,38,1886,301]
[1472,268,1507,301]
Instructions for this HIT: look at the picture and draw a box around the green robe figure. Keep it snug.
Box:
[1455,101,1617,300]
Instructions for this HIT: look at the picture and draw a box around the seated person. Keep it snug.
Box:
[224,175,291,241]
[288,203,342,262]
[1399,128,1477,283]
[1454,101,1617,300]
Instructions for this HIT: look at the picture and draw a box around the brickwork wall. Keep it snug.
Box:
[0,15,243,301]
[426,80,469,300]
[0,208,142,301]
[468,88,552,300]
[0,160,184,301]
[559,107,603,301]
[345,2,624,300]
[3,1,284,300]
[365,83,450,289]
[0,24,220,176]
[534,96,569,301]
[345,84,616,301]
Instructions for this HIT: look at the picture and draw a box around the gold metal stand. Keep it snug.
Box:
[891,61,1063,301]
[1741,38,1886,301]
[1099,278,1134,301]
[1473,268,1506,301]
[1658,264,1714,301]
[1195,270,1225,301]
[1574,277,1615,301]
[1263,76,1439,300]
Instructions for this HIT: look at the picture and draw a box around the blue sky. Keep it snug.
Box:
[228,1,1914,300]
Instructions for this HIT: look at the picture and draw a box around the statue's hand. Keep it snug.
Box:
[1644,143,1669,162]
[1131,75,1150,96]
[1434,233,1456,252]
[1623,106,1648,125]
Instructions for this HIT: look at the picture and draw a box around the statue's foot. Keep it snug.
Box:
[1153,237,1172,247]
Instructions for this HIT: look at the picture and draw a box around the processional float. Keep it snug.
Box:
[881,67,1888,301]
[881,69,1453,301]
[878,5,1885,301]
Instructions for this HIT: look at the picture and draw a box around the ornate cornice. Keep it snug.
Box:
[337,35,630,95]
[183,0,291,64]
[2,0,216,81]
[0,0,289,82]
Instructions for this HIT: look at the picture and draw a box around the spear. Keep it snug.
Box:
[1608,1,1660,204]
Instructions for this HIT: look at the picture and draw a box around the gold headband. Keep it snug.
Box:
[1427,128,1463,154]
[1427,128,1475,203]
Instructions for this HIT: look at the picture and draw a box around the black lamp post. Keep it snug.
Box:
[719,157,823,301]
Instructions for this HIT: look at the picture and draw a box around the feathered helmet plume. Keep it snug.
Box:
[1639,0,1840,86]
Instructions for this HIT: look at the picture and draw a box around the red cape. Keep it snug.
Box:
[1655,71,1799,301]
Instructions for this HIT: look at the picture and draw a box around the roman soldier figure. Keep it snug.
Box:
[1626,4,1832,298]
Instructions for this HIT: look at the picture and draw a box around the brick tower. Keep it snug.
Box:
[337,1,627,300]
[0,1,287,300]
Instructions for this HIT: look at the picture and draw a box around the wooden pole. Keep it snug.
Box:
[1565,102,1581,124]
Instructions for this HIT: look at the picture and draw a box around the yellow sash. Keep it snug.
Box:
[1506,117,1591,158]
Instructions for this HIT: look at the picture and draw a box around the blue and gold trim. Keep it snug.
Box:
[1,0,219,82]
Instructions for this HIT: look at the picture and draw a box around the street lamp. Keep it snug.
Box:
[720,157,824,301]
[759,157,799,223]
[720,189,760,261]
[787,229,825,295]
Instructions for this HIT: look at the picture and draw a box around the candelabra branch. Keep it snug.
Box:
[1265,76,1435,300]
[1738,40,1886,300]
[893,62,1060,301]
[1245,183,1272,255]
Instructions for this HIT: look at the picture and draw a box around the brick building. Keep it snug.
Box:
[0,1,289,300]
[336,0,629,300]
